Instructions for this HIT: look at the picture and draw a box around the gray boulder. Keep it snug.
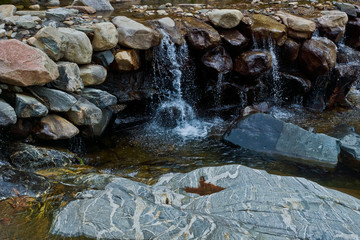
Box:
[51,164,360,239]
[224,113,340,168]
[0,99,17,126]
[67,97,102,126]
[45,8,78,22]
[339,133,360,172]
[30,86,77,112]
[16,15,37,29]
[77,88,117,108]
[14,93,48,118]
[52,61,84,92]
[72,0,114,11]
[83,108,113,137]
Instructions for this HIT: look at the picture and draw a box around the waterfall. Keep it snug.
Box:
[268,41,282,104]
[216,72,224,106]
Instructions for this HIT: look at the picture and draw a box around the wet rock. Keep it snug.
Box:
[150,17,184,45]
[10,143,78,171]
[83,108,113,137]
[201,46,233,73]
[0,39,59,87]
[45,8,78,22]
[80,65,107,86]
[337,44,360,63]
[14,93,48,118]
[93,50,114,67]
[345,18,360,49]
[300,37,337,76]
[16,14,37,29]
[250,14,287,46]
[77,88,117,108]
[207,9,243,29]
[276,11,316,39]
[114,49,140,71]
[29,86,77,112]
[280,72,312,94]
[224,113,339,168]
[281,38,300,62]
[335,2,357,18]
[86,22,118,51]
[58,28,93,64]
[218,29,248,52]
[72,0,114,11]
[67,98,102,126]
[0,99,17,126]
[182,17,221,50]
[0,165,51,201]
[0,4,16,19]
[51,164,360,239]
[339,133,360,172]
[316,10,348,43]
[112,16,161,50]
[35,114,79,140]
[234,50,272,77]
[52,61,84,92]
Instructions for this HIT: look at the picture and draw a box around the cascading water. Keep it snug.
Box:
[268,41,282,104]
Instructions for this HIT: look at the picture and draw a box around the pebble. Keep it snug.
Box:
[6,30,13,38]
[35,24,42,30]
[157,10,168,15]
[11,32,17,38]
[63,21,74,26]
[29,4,40,10]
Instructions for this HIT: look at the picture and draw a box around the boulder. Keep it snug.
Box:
[250,14,287,46]
[280,72,312,95]
[16,15,37,29]
[224,113,339,168]
[112,16,161,50]
[58,27,92,64]
[77,88,117,108]
[218,29,248,52]
[52,61,84,92]
[0,165,50,201]
[67,98,102,126]
[150,17,184,45]
[182,17,221,50]
[35,114,79,140]
[276,11,316,39]
[10,143,78,171]
[201,46,233,73]
[316,11,348,43]
[339,133,360,172]
[300,37,337,76]
[45,8,78,22]
[234,50,272,77]
[207,9,243,29]
[51,164,360,239]
[72,0,114,11]
[29,86,77,112]
[14,93,48,118]
[345,18,360,49]
[93,50,114,67]
[335,2,357,18]
[0,40,59,87]
[0,5,16,19]
[114,49,140,71]
[87,22,118,51]
[281,38,300,62]
[83,108,113,137]
[80,65,107,86]
[0,99,16,126]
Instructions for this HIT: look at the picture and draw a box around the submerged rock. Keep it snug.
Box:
[207,9,243,29]
[224,113,339,168]
[51,164,360,239]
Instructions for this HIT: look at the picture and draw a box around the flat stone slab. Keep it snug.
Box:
[51,165,360,239]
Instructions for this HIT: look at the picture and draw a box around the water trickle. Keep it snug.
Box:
[268,41,282,104]
[215,72,224,106]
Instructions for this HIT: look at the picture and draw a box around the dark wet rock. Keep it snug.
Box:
[10,143,78,171]
[201,46,233,73]
[276,11,316,39]
[281,38,300,62]
[67,97,102,126]
[45,8,78,22]
[300,37,337,77]
[234,50,272,77]
[345,18,360,49]
[72,0,114,11]
[150,17,184,45]
[0,99,17,126]
[83,109,113,137]
[339,133,360,172]
[218,29,248,52]
[35,114,79,140]
[51,61,84,92]
[250,14,287,46]
[337,44,360,63]
[335,2,357,18]
[224,113,339,168]
[93,50,114,67]
[280,72,312,94]
[77,88,117,108]
[316,11,348,43]
[182,17,221,50]
[14,93,48,118]
[29,86,77,112]
[0,165,51,200]
[51,164,360,239]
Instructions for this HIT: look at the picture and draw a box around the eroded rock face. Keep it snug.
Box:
[317,10,348,43]
[14,93,48,118]
[51,165,360,239]
[114,49,140,71]
[80,65,107,86]
[276,11,316,39]
[250,14,287,46]
[300,37,337,76]
[112,16,161,50]
[72,0,114,11]
[182,17,221,50]
[0,99,16,126]
[87,22,118,51]
[234,50,272,77]
[0,40,59,87]
[35,114,79,140]
[207,9,243,29]
[202,46,233,73]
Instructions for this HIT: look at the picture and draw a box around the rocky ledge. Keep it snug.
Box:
[51,164,360,239]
